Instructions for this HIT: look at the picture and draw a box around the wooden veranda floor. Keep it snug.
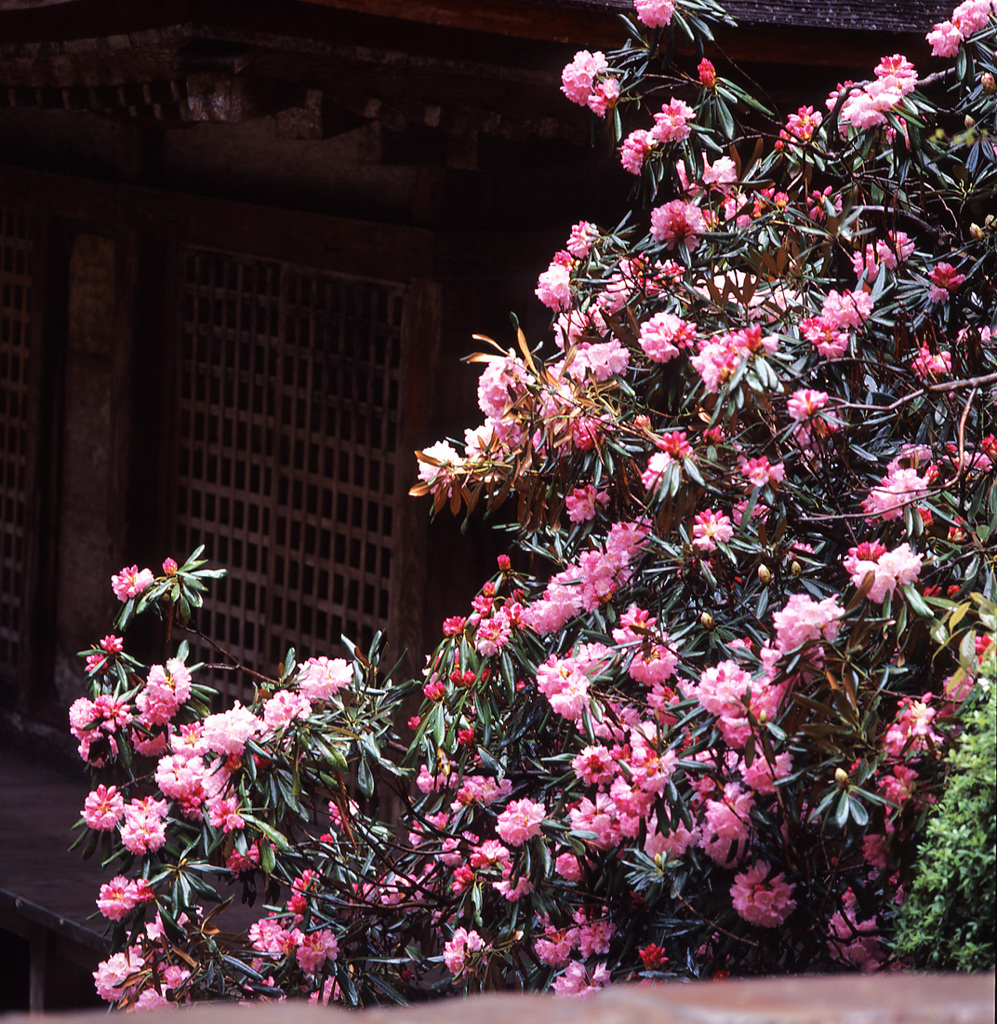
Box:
[0,743,108,1010]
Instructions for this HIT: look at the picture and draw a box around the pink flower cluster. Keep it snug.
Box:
[249,916,340,974]
[692,509,734,552]
[911,345,952,379]
[829,54,917,130]
[730,861,797,927]
[927,262,966,302]
[775,105,823,150]
[561,50,620,116]
[495,798,547,845]
[861,456,933,521]
[650,199,708,251]
[296,656,352,701]
[565,483,609,523]
[443,927,489,976]
[690,324,777,392]
[843,540,922,603]
[927,0,995,57]
[522,520,649,634]
[634,0,675,28]
[772,593,845,654]
[96,875,155,921]
[851,231,915,282]
[536,251,574,311]
[110,564,154,602]
[799,288,873,359]
[638,311,696,363]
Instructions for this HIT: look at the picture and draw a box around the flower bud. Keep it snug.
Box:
[965,114,976,130]
[757,564,772,585]
[698,58,717,89]
[700,611,715,628]
[790,560,802,577]
[982,72,996,94]
[970,223,985,240]
[834,767,849,786]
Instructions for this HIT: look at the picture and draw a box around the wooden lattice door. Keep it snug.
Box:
[0,206,32,686]
[174,247,404,703]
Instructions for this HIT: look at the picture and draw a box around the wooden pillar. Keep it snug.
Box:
[389,277,441,679]
[51,232,118,705]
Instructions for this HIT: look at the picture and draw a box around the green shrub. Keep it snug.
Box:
[894,666,996,972]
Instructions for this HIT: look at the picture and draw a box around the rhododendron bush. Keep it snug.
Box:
[76,0,996,1007]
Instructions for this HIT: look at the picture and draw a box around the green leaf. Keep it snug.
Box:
[241,814,291,852]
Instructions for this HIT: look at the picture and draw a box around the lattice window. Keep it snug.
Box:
[174,248,404,704]
[0,206,31,683]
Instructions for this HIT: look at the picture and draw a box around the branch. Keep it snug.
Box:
[833,371,997,413]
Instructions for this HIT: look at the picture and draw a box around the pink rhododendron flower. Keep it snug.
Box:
[586,76,620,117]
[200,702,261,758]
[879,763,919,806]
[560,50,610,107]
[928,261,966,301]
[741,750,793,794]
[227,842,260,875]
[650,98,694,144]
[638,311,696,363]
[249,916,301,955]
[829,889,883,971]
[136,658,192,726]
[416,440,462,491]
[884,694,944,756]
[700,783,754,865]
[851,230,915,282]
[83,783,125,830]
[443,927,488,976]
[296,929,340,974]
[565,483,609,523]
[702,155,737,189]
[634,0,675,28]
[111,564,154,602]
[692,509,734,552]
[730,861,796,927]
[120,796,168,855]
[861,464,931,521]
[536,252,573,311]
[843,540,922,603]
[911,344,952,379]
[450,774,512,809]
[93,948,145,1003]
[296,656,352,700]
[620,128,654,174]
[566,220,599,258]
[821,288,873,328]
[738,455,785,488]
[927,18,965,55]
[773,593,845,653]
[263,690,313,732]
[787,388,829,421]
[496,797,546,845]
[96,876,154,921]
[555,851,584,880]
[776,105,823,150]
[650,199,708,250]
[551,961,610,998]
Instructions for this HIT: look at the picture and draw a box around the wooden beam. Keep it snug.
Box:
[0,164,435,283]
[284,0,626,45]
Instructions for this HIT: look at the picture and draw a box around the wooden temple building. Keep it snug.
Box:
[0,0,951,1009]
